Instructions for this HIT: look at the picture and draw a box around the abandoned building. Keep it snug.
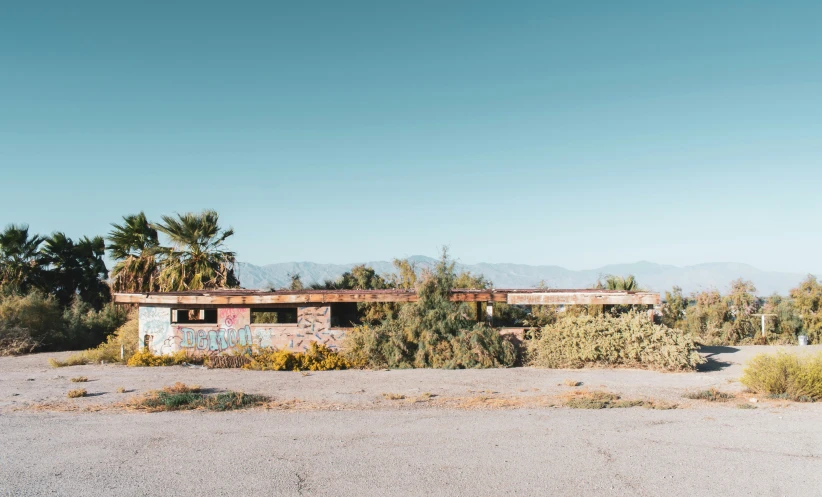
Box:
[112,289,660,356]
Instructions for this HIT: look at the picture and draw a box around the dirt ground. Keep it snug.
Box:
[2,346,821,496]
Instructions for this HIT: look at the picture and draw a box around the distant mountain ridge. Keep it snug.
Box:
[236,257,813,296]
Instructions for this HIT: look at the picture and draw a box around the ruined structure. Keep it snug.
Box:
[113,289,660,356]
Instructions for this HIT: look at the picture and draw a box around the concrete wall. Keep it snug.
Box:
[138,305,346,356]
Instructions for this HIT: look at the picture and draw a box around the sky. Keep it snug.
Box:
[1,1,820,273]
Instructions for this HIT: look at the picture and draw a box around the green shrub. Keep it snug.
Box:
[343,250,517,369]
[54,312,139,365]
[528,312,704,371]
[563,390,645,409]
[741,352,822,401]
[60,299,128,351]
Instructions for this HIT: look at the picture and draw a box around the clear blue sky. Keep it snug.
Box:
[1,1,820,273]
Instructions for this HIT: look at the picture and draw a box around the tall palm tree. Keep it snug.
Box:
[154,210,239,291]
[107,212,160,293]
[0,224,44,293]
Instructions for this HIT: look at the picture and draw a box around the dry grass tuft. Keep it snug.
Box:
[736,403,758,409]
[683,388,734,402]
[67,389,87,398]
[382,393,406,400]
[116,386,126,394]
[564,379,582,387]
[162,382,200,394]
[49,356,88,368]
[70,376,88,383]
[562,390,648,409]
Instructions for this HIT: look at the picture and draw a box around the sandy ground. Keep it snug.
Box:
[1,346,821,496]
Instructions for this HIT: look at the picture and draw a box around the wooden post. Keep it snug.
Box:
[486,301,494,327]
[761,314,766,337]
[476,301,483,322]
[648,305,655,323]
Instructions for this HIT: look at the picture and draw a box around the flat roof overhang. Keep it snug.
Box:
[113,289,660,306]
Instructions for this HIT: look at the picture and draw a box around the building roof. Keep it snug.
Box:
[113,288,660,306]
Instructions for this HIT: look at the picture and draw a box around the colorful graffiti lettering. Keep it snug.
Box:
[179,325,253,352]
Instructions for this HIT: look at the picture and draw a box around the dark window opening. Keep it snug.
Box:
[251,308,298,324]
[330,303,361,327]
[171,308,217,324]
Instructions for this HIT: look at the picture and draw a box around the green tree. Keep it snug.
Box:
[790,275,822,343]
[107,212,160,293]
[154,210,239,291]
[661,286,687,329]
[0,224,44,293]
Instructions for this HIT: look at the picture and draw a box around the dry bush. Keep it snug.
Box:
[243,343,350,371]
[683,388,734,401]
[116,386,126,394]
[528,312,704,371]
[0,324,39,356]
[66,389,87,398]
[741,352,822,402]
[206,355,251,369]
[564,379,582,387]
[70,376,88,383]
[382,393,405,400]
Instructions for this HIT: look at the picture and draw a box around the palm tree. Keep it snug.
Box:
[0,224,44,293]
[154,210,239,291]
[107,212,160,293]
[41,232,111,308]
[603,274,639,291]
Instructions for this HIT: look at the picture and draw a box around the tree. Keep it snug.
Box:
[0,224,44,293]
[107,212,160,293]
[790,275,822,343]
[154,210,239,291]
[286,272,304,291]
[661,286,687,329]
[40,232,110,309]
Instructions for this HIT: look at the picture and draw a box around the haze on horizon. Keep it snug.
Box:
[2,2,820,274]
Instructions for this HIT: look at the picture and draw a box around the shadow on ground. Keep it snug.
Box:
[697,346,739,372]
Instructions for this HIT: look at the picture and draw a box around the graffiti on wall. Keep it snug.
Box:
[139,305,342,355]
[139,307,170,351]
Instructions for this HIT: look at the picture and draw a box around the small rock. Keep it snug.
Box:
[749,398,758,403]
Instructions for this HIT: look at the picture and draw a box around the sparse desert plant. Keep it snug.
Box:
[564,379,582,387]
[683,388,734,402]
[382,393,405,400]
[70,376,88,383]
[67,388,87,398]
[528,312,704,371]
[741,352,822,401]
[116,386,126,393]
[162,382,200,394]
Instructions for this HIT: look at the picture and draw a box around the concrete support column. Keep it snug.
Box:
[486,301,494,327]
[647,305,656,323]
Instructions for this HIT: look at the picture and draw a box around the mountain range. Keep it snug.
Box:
[236,256,813,296]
